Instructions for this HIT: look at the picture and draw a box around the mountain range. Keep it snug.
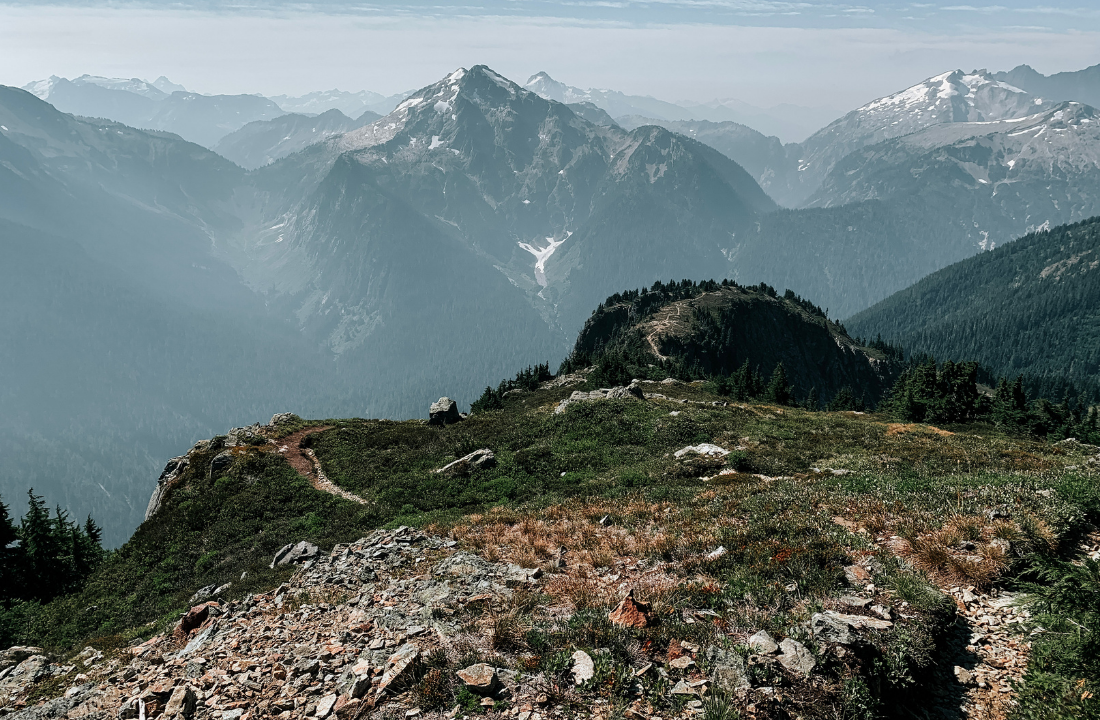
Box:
[21,75,408,148]
[4,61,1100,544]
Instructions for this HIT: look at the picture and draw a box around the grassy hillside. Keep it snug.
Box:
[847,217,1100,389]
[5,372,1099,718]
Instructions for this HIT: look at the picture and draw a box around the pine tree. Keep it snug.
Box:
[805,387,819,411]
[0,494,20,600]
[765,362,793,406]
[21,489,61,600]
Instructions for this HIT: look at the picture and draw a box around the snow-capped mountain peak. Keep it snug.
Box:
[856,69,1042,124]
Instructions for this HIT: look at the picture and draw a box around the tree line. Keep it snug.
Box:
[1,490,106,605]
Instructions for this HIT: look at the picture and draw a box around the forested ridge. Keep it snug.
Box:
[847,217,1100,388]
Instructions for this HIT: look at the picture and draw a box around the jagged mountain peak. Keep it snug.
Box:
[337,65,598,154]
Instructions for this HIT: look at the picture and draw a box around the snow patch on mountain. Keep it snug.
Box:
[519,232,570,287]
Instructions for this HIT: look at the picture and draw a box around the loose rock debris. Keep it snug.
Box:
[1,525,1008,720]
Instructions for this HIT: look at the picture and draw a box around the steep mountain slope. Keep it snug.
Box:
[780,70,1050,207]
[809,102,1100,247]
[616,116,792,188]
[0,88,355,544]
[570,281,898,402]
[24,75,286,147]
[847,217,1100,385]
[994,63,1100,110]
[227,66,775,350]
[213,109,380,169]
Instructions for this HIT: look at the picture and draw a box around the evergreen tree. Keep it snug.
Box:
[765,362,793,405]
[805,387,819,411]
[0,495,20,600]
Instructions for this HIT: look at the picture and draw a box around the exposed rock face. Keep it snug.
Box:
[270,540,320,568]
[435,449,497,476]
[144,456,189,521]
[207,451,234,480]
[608,589,653,628]
[429,397,463,425]
[0,654,52,696]
[810,611,893,646]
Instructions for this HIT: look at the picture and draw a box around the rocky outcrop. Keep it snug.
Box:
[144,455,190,521]
[554,380,644,414]
[434,449,496,476]
[270,540,320,568]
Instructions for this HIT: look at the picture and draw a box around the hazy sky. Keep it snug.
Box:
[1,1,1098,111]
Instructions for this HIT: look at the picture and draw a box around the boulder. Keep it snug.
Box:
[777,639,815,676]
[747,630,779,655]
[608,589,653,628]
[176,602,219,638]
[189,585,216,603]
[164,685,198,718]
[554,381,645,414]
[429,397,463,425]
[435,449,497,476]
[704,646,750,693]
[0,646,45,672]
[843,564,871,586]
[0,654,52,694]
[207,451,234,480]
[455,663,502,696]
[271,540,320,568]
[571,650,594,685]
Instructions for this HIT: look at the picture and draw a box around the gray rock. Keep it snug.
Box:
[554,381,645,414]
[0,646,45,672]
[145,456,189,520]
[811,612,854,645]
[208,451,234,480]
[189,584,217,603]
[0,655,52,694]
[704,646,750,693]
[777,639,815,676]
[6,684,100,720]
[747,630,779,655]
[429,397,462,425]
[435,449,496,475]
[376,643,419,695]
[271,540,320,569]
[269,413,298,427]
[315,693,339,719]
